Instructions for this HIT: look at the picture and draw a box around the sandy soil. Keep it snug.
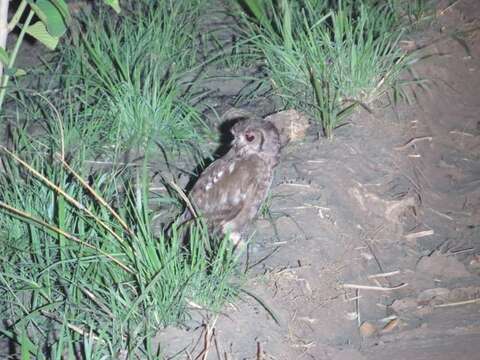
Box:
[2,1,480,359]
[157,1,480,359]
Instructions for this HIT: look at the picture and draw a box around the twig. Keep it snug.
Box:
[438,0,460,16]
[355,289,361,327]
[394,136,433,150]
[40,310,102,342]
[279,183,313,189]
[368,270,401,279]
[405,230,434,241]
[195,316,219,360]
[449,130,474,137]
[342,283,408,292]
[427,207,453,221]
[276,205,330,211]
[257,341,263,360]
[448,247,475,256]
[434,298,480,308]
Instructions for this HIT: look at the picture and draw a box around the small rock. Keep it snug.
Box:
[416,252,471,279]
[359,321,377,337]
[381,318,399,333]
[265,109,310,146]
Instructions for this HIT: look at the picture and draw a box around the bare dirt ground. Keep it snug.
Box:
[3,1,480,359]
[158,1,480,359]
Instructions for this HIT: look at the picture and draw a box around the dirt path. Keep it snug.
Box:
[158,1,480,359]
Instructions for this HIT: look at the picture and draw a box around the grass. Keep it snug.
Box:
[0,1,243,357]
[0,131,241,357]
[47,0,211,158]
[233,0,423,138]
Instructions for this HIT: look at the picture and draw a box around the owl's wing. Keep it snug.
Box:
[189,155,271,229]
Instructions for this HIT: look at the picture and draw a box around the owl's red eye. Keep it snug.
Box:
[245,132,255,142]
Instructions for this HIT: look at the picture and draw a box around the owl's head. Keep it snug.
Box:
[231,119,281,165]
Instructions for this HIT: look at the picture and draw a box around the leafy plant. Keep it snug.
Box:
[235,0,420,138]
[53,0,210,157]
[0,138,240,358]
[0,0,120,113]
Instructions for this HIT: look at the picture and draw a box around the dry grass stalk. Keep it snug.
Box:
[343,283,408,291]
[368,270,401,279]
[0,201,133,275]
[394,136,433,150]
[405,229,434,241]
[55,153,134,236]
[1,145,127,246]
[433,298,480,308]
[170,180,197,218]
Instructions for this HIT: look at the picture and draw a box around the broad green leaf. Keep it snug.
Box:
[0,48,9,65]
[49,0,71,24]
[103,0,121,14]
[29,0,67,37]
[25,22,59,50]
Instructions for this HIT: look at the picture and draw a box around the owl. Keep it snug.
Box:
[183,118,281,246]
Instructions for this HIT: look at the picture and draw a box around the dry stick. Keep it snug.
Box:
[427,207,454,221]
[196,316,219,360]
[368,270,401,279]
[40,310,102,341]
[212,329,222,360]
[343,283,408,292]
[434,298,480,308]
[355,289,361,328]
[438,0,461,16]
[405,229,434,241]
[1,146,126,245]
[394,136,433,151]
[39,310,117,343]
[450,130,474,137]
[257,341,262,360]
[0,201,133,273]
[55,154,134,236]
[169,180,197,218]
[80,286,115,318]
[448,247,475,256]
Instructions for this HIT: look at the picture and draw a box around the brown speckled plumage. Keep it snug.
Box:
[185,119,281,245]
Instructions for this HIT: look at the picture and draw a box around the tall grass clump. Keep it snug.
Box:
[0,117,240,357]
[236,0,420,138]
[0,90,239,356]
[52,0,209,157]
